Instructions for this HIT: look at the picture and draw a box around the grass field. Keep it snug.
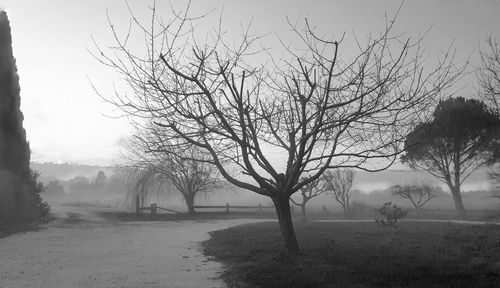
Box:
[203,221,500,288]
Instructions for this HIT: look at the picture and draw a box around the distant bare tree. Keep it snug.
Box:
[323,169,354,217]
[391,183,441,214]
[122,127,223,214]
[290,177,327,221]
[478,36,500,113]
[93,2,462,254]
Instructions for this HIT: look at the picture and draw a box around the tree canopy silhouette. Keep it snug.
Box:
[401,97,500,216]
[0,11,49,223]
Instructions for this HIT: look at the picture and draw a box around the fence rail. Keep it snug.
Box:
[194,203,274,213]
[135,197,274,216]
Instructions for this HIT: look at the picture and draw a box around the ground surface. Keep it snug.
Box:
[203,221,500,288]
[0,206,260,288]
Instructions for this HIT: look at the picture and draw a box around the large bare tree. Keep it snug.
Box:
[323,169,354,217]
[93,2,462,254]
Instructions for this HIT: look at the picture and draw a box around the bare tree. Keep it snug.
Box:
[391,183,441,214]
[479,37,500,193]
[478,36,500,113]
[290,177,327,221]
[323,169,354,217]
[92,2,462,255]
[124,167,168,211]
[122,127,223,214]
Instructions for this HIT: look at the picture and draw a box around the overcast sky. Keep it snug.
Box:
[1,0,499,166]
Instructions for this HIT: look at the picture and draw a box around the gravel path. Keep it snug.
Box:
[0,207,259,288]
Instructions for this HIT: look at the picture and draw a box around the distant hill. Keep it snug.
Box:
[353,168,491,192]
[30,162,117,183]
[30,162,492,192]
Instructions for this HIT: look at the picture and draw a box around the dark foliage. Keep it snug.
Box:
[0,11,30,177]
[45,180,65,197]
[375,201,408,228]
[0,11,49,224]
[402,97,500,216]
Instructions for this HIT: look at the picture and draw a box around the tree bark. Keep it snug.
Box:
[414,206,421,216]
[273,196,300,256]
[300,194,308,221]
[343,205,349,218]
[451,187,466,217]
[447,183,466,217]
[184,191,196,214]
[300,204,307,221]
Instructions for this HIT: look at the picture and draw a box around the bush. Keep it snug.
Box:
[0,169,50,225]
[376,202,407,228]
[28,170,50,220]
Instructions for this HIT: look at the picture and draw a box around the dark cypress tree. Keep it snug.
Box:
[0,11,30,177]
[0,11,48,224]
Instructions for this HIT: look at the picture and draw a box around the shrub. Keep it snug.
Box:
[375,202,407,229]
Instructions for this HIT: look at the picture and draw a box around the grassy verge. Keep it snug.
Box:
[203,221,500,288]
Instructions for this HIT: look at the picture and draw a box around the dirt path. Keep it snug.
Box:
[0,207,259,288]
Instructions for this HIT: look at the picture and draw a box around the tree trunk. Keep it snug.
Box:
[184,192,196,214]
[414,206,420,216]
[300,204,307,221]
[343,205,349,218]
[447,184,466,217]
[300,194,308,221]
[273,196,300,256]
[451,187,466,217]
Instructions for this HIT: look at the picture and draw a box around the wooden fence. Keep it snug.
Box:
[135,195,273,216]
[193,203,274,213]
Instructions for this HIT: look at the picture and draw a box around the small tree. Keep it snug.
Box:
[45,180,65,198]
[323,169,354,217]
[375,202,407,231]
[391,183,441,214]
[401,97,500,217]
[94,171,107,187]
[68,176,90,192]
[290,177,327,221]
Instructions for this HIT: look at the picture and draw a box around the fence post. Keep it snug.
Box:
[259,204,262,213]
[226,203,229,213]
[135,194,140,216]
